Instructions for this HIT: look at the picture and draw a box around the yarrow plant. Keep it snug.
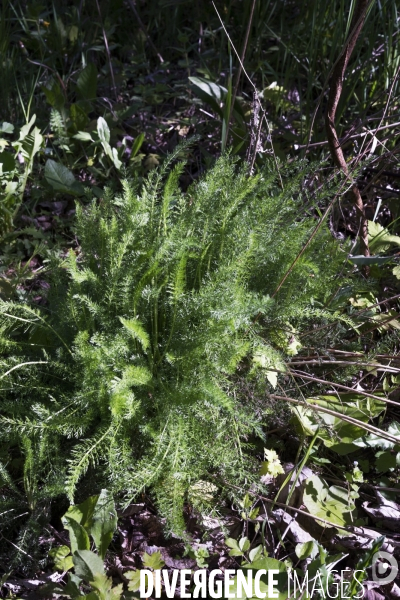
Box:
[0,140,361,561]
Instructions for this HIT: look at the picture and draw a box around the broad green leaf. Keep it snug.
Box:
[189,76,245,122]
[375,450,396,472]
[74,131,94,142]
[0,122,14,134]
[62,516,90,553]
[239,537,250,552]
[97,117,122,169]
[226,537,243,556]
[45,159,85,196]
[73,549,105,581]
[349,255,392,266]
[63,572,83,597]
[131,133,145,157]
[389,422,400,437]
[353,422,400,451]
[18,114,36,141]
[248,545,263,563]
[64,493,99,530]
[97,117,110,145]
[90,489,117,561]
[295,541,317,560]
[111,147,122,170]
[20,127,43,163]
[292,394,386,454]
[189,76,224,116]
[225,537,240,549]
[77,63,98,101]
[0,151,16,172]
[303,475,356,528]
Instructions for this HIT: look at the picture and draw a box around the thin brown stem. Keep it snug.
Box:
[325,0,371,262]
[225,0,257,150]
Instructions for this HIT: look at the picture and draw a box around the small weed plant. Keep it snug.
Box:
[0,142,363,560]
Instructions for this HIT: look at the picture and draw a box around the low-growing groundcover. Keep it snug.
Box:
[0,143,370,566]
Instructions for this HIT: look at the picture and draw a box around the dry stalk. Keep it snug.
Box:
[325,0,371,262]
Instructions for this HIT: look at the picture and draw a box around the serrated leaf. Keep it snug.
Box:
[49,545,74,571]
[142,550,165,570]
[260,449,284,477]
[225,538,241,550]
[125,570,141,592]
[90,571,120,598]
[119,317,150,351]
[249,507,260,520]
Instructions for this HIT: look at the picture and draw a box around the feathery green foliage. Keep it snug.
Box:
[0,142,361,551]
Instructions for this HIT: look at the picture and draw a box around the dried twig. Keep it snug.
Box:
[325,0,371,261]
[224,0,257,150]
